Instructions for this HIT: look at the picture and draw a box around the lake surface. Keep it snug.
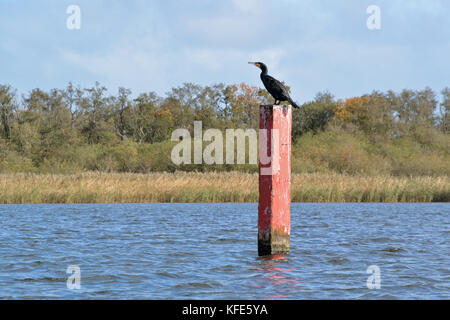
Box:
[0,203,448,299]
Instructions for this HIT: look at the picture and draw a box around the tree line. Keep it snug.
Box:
[0,82,448,175]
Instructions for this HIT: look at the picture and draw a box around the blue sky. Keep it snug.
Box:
[0,0,449,102]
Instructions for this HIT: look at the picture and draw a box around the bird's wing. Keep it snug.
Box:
[262,75,290,99]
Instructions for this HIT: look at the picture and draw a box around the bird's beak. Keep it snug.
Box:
[248,62,258,67]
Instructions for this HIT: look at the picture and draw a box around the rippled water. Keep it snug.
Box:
[0,203,448,299]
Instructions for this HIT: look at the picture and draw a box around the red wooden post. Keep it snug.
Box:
[258,105,292,256]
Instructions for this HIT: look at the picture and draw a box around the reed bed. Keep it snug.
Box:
[0,172,448,204]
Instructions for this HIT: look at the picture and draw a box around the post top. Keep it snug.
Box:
[260,104,291,107]
[260,104,292,113]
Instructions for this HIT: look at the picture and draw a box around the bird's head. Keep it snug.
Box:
[248,62,267,71]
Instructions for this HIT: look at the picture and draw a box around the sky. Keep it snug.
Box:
[0,0,449,103]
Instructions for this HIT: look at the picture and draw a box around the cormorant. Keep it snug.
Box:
[248,62,300,108]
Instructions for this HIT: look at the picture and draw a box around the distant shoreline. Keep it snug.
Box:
[0,172,448,204]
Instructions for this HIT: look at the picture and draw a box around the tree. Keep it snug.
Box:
[78,82,113,144]
[293,92,336,139]
[113,87,132,140]
[0,82,448,176]
[191,84,224,129]
[63,82,82,129]
[223,83,267,129]
[132,92,169,143]
[0,85,15,140]
[439,87,450,134]
[389,88,437,136]
[21,88,74,162]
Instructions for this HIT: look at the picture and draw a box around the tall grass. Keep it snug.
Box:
[0,172,448,204]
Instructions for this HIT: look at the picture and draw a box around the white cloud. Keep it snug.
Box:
[231,0,262,13]
[2,0,449,100]
[58,38,174,93]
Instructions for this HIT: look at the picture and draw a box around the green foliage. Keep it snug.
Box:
[293,92,336,139]
[439,87,450,133]
[293,128,449,177]
[0,85,15,140]
[293,130,390,175]
[0,82,447,177]
[0,144,35,173]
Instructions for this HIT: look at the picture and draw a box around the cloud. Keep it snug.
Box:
[231,0,263,13]
[1,0,449,101]
[59,42,174,94]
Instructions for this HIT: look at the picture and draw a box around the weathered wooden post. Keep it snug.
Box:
[258,104,292,256]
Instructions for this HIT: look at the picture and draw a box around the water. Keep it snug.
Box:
[0,203,448,299]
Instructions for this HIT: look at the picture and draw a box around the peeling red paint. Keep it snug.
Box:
[258,105,292,256]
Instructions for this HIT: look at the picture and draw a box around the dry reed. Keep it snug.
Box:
[0,172,448,204]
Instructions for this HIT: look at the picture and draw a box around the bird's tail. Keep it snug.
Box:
[288,98,300,109]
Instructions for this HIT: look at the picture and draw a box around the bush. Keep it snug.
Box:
[0,150,36,173]
[293,131,391,175]
[293,101,336,140]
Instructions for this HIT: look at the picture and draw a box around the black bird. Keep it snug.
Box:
[248,62,300,108]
